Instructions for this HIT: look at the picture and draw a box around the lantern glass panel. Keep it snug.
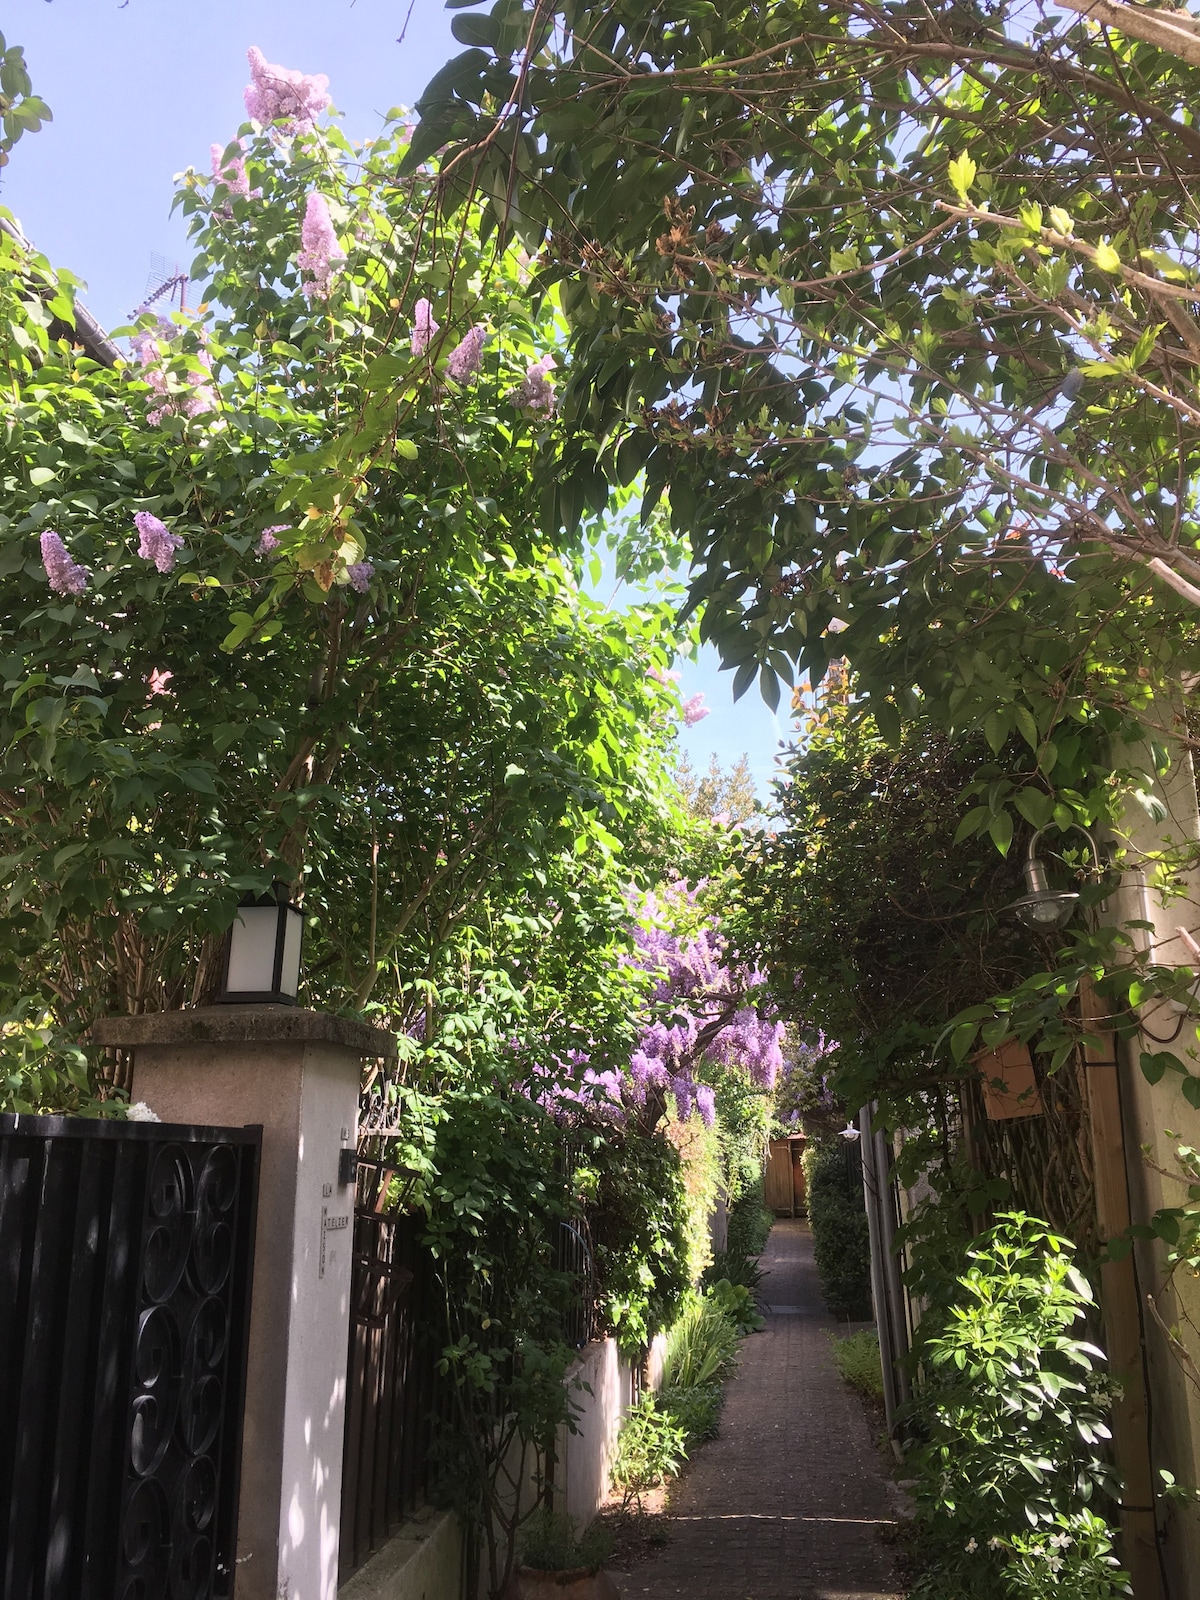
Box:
[226,906,281,996]
[279,904,303,999]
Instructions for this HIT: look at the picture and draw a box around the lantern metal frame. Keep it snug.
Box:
[217,883,305,1005]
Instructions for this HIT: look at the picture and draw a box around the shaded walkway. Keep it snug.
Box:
[622,1221,903,1599]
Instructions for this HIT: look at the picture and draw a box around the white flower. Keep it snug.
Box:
[965,1538,978,1553]
[838,1122,861,1141]
[1049,1533,1072,1549]
[988,1538,1004,1551]
[126,1101,161,1123]
[1046,1554,1064,1573]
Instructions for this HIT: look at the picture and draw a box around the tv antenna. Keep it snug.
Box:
[132,253,188,318]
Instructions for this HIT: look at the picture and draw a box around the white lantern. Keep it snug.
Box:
[218,886,304,1004]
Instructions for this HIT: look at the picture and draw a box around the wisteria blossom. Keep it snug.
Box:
[243,46,330,134]
[134,512,186,574]
[130,316,216,424]
[256,526,288,557]
[210,142,255,197]
[297,192,345,299]
[682,692,710,726]
[40,530,89,597]
[513,355,556,415]
[346,561,374,593]
[447,325,486,383]
[410,298,440,356]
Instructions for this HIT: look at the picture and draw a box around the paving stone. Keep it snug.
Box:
[621,1221,904,1600]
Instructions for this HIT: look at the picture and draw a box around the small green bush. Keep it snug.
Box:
[705,1277,765,1333]
[725,1183,774,1260]
[519,1510,614,1574]
[661,1294,740,1388]
[610,1395,687,1507]
[659,1382,723,1443]
[804,1141,872,1319]
[907,1214,1126,1600]
[829,1328,884,1399]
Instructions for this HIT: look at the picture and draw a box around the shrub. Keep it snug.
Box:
[659,1382,723,1443]
[804,1141,872,1318]
[518,1510,614,1574]
[906,1214,1125,1600]
[705,1277,765,1333]
[661,1293,740,1388]
[725,1182,774,1260]
[829,1328,884,1399]
[610,1395,687,1507]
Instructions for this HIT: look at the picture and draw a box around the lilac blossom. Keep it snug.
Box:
[648,664,681,686]
[446,325,486,383]
[256,526,287,557]
[134,512,186,574]
[514,355,556,415]
[683,692,710,726]
[297,192,345,300]
[243,46,330,134]
[40,530,89,597]
[131,317,216,424]
[346,561,374,593]
[210,142,254,197]
[410,298,440,356]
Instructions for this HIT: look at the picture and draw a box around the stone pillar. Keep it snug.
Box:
[92,1007,395,1600]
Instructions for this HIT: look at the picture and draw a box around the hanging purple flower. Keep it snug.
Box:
[244,46,331,134]
[297,192,345,300]
[446,325,486,383]
[514,355,556,415]
[40,530,89,596]
[134,512,186,574]
[410,298,440,356]
[683,692,710,726]
[346,561,374,593]
[696,1086,716,1128]
[256,525,287,557]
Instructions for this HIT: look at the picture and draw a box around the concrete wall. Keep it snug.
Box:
[337,1509,461,1600]
[554,1332,669,1529]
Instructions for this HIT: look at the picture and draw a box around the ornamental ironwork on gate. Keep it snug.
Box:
[0,1112,260,1600]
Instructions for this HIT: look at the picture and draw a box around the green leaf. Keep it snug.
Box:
[948,151,977,201]
[988,810,1014,857]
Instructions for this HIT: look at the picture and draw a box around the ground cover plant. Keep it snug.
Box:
[829,1330,885,1403]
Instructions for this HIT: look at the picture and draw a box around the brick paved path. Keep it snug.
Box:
[621,1221,904,1600]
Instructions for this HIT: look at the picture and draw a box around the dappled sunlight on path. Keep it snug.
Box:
[619,1221,904,1599]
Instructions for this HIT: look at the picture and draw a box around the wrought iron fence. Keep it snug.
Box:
[0,1112,260,1600]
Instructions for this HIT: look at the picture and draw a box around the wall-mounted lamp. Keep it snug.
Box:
[1007,824,1100,931]
[217,883,304,1005]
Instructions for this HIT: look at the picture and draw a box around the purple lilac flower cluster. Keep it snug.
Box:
[210,142,255,197]
[447,325,486,382]
[40,530,90,596]
[297,193,345,300]
[514,355,556,415]
[256,526,288,557]
[131,317,217,425]
[346,561,374,593]
[243,47,330,134]
[410,299,440,356]
[134,512,186,574]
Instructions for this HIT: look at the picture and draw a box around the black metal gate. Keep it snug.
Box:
[338,1153,445,1584]
[0,1112,260,1600]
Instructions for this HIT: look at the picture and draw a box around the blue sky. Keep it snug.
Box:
[3,0,792,793]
